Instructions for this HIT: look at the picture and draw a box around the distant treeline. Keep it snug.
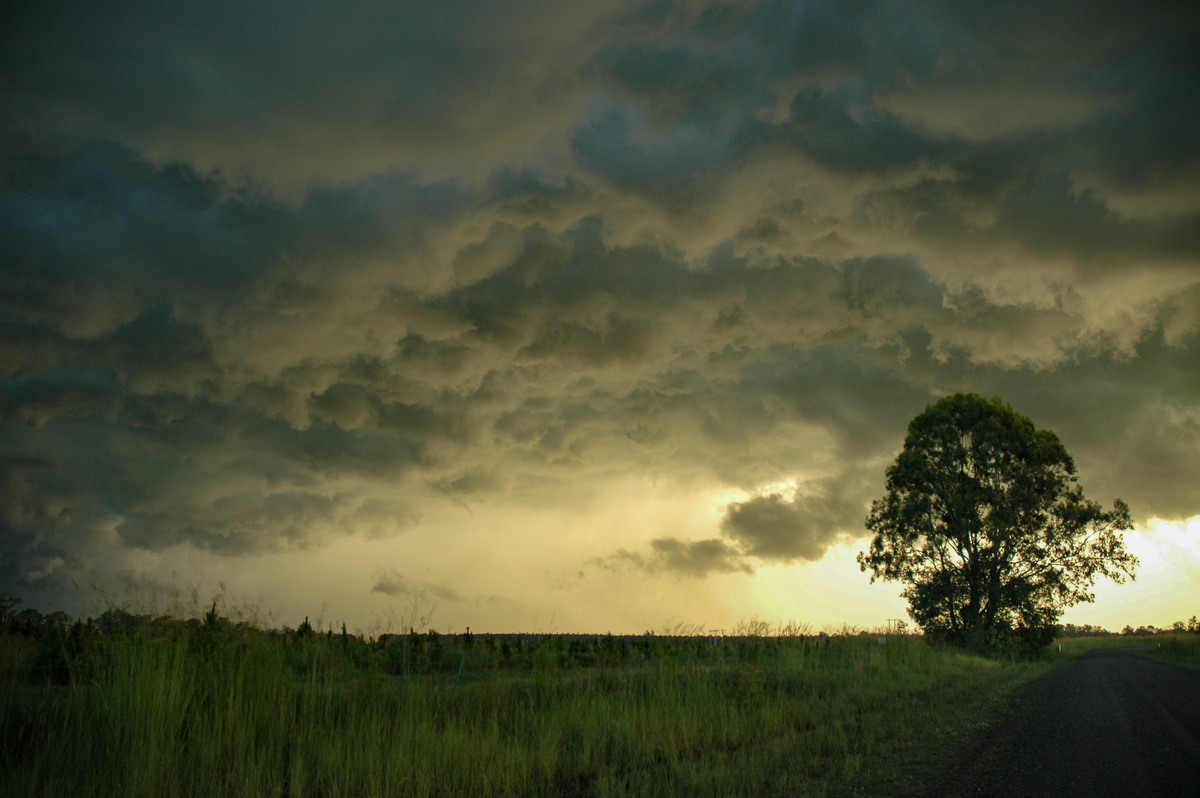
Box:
[1059,619,1200,637]
[0,595,892,682]
[3,593,1197,664]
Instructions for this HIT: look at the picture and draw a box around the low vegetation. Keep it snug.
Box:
[2,596,1194,797]
[1142,634,1200,672]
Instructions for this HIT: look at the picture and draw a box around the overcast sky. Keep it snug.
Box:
[3,0,1198,633]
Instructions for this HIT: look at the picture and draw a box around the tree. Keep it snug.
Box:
[858,393,1138,653]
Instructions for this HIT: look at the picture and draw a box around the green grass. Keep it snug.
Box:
[1046,632,1200,661]
[1139,633,1200,671]
[1,622,1055,798]
[1049,634,1149,658]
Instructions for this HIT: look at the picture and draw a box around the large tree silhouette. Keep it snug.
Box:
[859,394,1137,652]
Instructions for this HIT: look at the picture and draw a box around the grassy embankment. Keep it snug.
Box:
[1136,633,1200,671]
[2,614,1062,798]
[1051,632,1200,670]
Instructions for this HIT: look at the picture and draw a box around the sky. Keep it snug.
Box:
[2,0,1198,635]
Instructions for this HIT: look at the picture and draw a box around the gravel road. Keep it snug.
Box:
[922,646,1200,797]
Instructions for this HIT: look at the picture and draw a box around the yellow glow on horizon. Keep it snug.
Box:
[745,541,909,633]
[1062,515,1200,630]
[107,501,1199,638]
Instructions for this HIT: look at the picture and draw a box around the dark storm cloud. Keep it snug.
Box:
[780,85,953,173]
[572,0,1199,273]
[598,466,879,574]
[0,141,285,351]
[2,406,355,546]
[591,538,753,578]
[571,93,750,200]
[0,142,477,598]
[0,367,122,427]
[650,537,754,577]
[722,494,825,561]
[0,0,605,188]
[720,473,872,563]
[0,142,273,285]
[858,153,1200,283]
[372,568,465,603]
[572,0,958,194]
[1,0,1198,611]
[295,173,470,272]
[955,329,1200,523]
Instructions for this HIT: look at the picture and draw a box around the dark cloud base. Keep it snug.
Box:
[2,1,1198,615]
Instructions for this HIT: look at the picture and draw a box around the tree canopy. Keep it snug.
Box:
[858,393,1137,653]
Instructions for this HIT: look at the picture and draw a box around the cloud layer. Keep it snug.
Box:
[2,0,1198,622]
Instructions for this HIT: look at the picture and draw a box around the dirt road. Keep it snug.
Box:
[923,646,1200,797]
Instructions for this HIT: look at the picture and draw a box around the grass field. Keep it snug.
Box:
[1139,633,1200,671]
[1049,631,1200,668]
[8,610,1189,797]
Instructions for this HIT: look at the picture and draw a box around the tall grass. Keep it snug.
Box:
[1142,633,1200,671]
[2,621,1049,797]
[1047,632,1200,665]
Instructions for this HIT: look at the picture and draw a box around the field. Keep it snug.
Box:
[4,609,1190,797]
